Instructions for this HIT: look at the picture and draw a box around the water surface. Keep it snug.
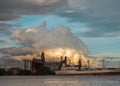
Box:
[0,76,120,86]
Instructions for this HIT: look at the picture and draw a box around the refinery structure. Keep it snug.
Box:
[23,52,120,75]
[23,52,61,74]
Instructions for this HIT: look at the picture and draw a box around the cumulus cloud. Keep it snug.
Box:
[12,21,88,54]
[0,22,92,66]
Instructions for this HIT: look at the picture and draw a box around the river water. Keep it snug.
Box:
[0,76,120,86]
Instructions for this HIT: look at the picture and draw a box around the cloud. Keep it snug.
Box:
[0,57,23,68]
[0,0,120,38]
[0,22,91,65]
[12,21,88,54]
[0,23,13,37]
[0,13,21,21]
[0,40,6,44]
[0,47,35,56]
[58,0,120,37]
[0,23,13,30]
[0,39,13,44]
[0,0,67,21]
[77,27,120,37]
[0,23,18,38]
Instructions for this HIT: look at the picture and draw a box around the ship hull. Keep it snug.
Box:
[55,70,120,75]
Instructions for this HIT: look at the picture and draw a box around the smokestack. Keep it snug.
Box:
[78,58,82,70]
[41,52,45,65]
[64,56,67,66]
[59,56,63,70]
[60,56,63,64]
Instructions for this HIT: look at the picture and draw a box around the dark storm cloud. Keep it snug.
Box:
[0,14,21,21]
[0,0,67,21]
[0,0,120,37]
[77,28,120,37]
[77,22,120,37]
[58,0,120,37]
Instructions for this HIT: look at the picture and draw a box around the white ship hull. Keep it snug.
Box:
[55,70,120,75]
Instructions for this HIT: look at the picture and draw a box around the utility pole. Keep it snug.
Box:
[64,56,67,66]
[59,56,63,70]
[41,52,45,65]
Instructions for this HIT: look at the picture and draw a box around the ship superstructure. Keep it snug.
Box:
[55,57,120,75]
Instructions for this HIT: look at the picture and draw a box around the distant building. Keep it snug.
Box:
[8,67,21,74]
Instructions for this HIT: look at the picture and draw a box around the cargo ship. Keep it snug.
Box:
[55,56,120,75]
[55,68,120,75]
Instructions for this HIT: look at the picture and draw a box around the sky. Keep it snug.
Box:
[0,0,120,67]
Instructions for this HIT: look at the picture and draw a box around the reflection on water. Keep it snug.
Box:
[0,76,120,86]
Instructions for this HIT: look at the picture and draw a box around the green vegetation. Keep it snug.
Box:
[17,70,31,75]
[0,68,6,75]
[0,67,55,75]
[6,70,14,75]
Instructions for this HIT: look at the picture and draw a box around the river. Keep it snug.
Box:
[0,76,120,86]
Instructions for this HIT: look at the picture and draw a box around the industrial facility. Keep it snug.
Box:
[23,52,64,74]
